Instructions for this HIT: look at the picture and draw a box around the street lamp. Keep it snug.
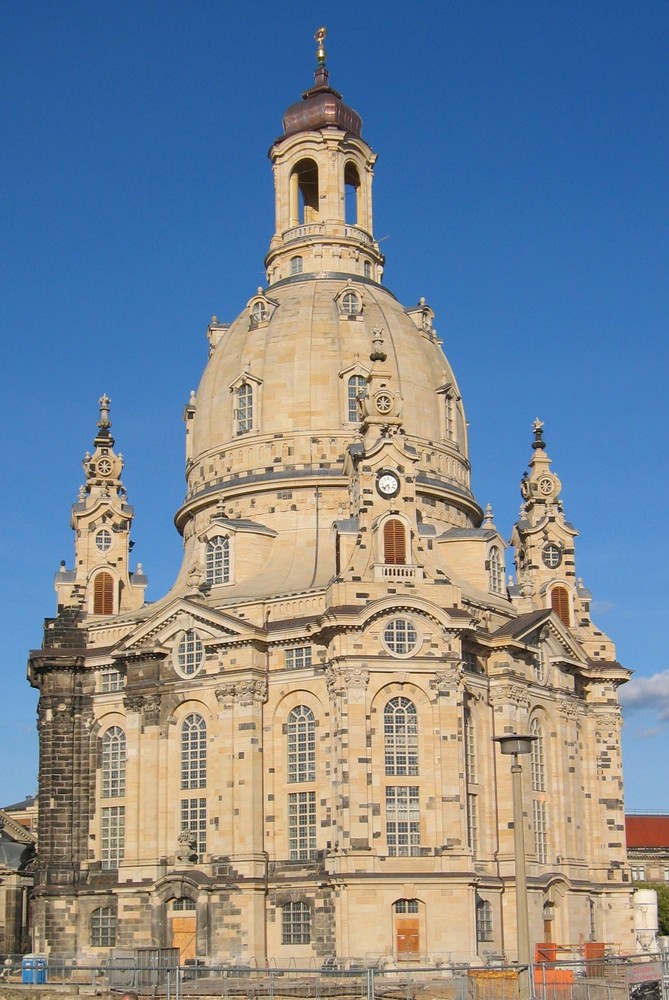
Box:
[494,734,536,999]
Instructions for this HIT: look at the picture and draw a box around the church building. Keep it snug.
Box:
[28,34,635,966]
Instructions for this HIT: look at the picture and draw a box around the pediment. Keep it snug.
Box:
[492,609,587,665]
[112,598,261,656]
[0,810,36,846]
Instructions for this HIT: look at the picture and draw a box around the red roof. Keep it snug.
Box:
[626,815,669,848]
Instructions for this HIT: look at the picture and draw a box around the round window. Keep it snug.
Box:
[542,544,562,569]
[176,630,204,677]
[96,529,112,552]
[383,618,418,656]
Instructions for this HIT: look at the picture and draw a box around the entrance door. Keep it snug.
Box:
[168,898,197,963]
[394,898,420,962]
[396,919,419,960]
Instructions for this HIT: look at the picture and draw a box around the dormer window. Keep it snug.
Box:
[206,535,230,585]
[488,546,503,594]
[347,374,367,422]
[236,383,253,434]
[335,286,363,319]
[251,301,268,324]
[342,291,361,316]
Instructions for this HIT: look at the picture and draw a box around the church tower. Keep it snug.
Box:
[28,31,634,966]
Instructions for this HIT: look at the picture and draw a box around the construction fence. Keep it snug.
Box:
[1,949,668,1000]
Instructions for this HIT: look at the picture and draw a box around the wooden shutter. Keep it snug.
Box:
[94,572,114,615]
[551,586,570,626]
[384,520,406,565]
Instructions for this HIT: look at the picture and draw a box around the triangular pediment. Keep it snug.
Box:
[113,597,261,656]
[491,609,587,665]
[0,810,37,846]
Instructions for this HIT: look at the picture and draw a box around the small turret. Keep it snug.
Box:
[54,395,147,617]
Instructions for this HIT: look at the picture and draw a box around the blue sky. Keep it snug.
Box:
[1,2,667,810]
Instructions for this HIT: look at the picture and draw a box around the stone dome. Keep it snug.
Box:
[180,274,476,526]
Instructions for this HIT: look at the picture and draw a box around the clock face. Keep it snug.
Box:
[376,471,400,498]
[97,458,112,476]
[539,476,553,495]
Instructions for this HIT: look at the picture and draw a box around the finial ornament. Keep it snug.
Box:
[315,27,327,66]
[532,417,546,450]
[370,327,387,363]
[98,393,111,432]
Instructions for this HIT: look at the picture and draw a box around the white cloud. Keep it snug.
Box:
[620,670,669,722]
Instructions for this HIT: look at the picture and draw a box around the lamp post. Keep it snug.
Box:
[494,734,536,1000]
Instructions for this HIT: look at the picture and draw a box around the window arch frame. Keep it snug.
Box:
[287,705,316,784]
[181,713,207,790]
[384,696,418,776]
[488,546,504,594]
[206,534,230,585]
[102,725,126,799]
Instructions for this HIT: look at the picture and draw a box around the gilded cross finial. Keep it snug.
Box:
[315,27,327,66]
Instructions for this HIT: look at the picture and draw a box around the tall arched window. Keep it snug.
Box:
[384,519,406,565]
[488,547,503,594]
[530,718,545,792]
[347,374,367,422]
[289,158,319,225]
[288,705,315,783]
[465,707,478,855]
[236,383,253,434]
[384,697,418,775]
[551,586,570,626]
[344,162,361,225]
[93,572,114,614]
[102,726,126,798]
[181,714,207,789]
[290,255,303,274]
[206,535,230,585]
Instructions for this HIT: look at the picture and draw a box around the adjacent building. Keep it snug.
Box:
[28,38,635,965]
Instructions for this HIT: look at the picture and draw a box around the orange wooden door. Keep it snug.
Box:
[171,916,196,962]
[396,918,419,960]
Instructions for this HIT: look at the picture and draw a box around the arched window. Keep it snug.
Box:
[288,705,315,783]
[91,906,116,947]
[290,255,303,274]
[177,630,204,676]
[344,162,361,225]
[364,261,372,279]
[290,158,319,225]
[250,301,268,323]
[236,383,253,434]
[206,535,230,585]
[341,290,361,316]
[347,374,367,422]
[551,586,570,626]
[384,519,406,565]
[282,901,311,944]
[181,714,207,789]
[384,697,418,775]
[488,547,503,594]
[530,718,545,792]
[102,726,126,798]
[464,708,476,784]
[444,393,455,440]
[395,898,419,914]
[93,571,114,614]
